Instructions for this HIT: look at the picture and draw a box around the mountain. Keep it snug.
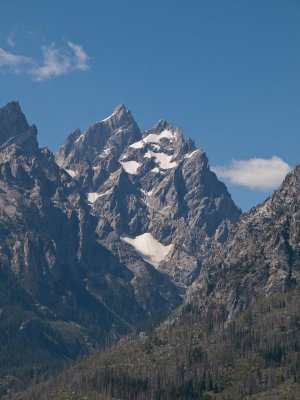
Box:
[11,163,300,400]
[56,104,241,286]
[56,104,141,167]
[11,287,300,400]
[0,101,36,148]
[0,101,241,394]
[187,164,300,320]
[0,101,242,394]
[3,100,297,400]
[0,102,180,393]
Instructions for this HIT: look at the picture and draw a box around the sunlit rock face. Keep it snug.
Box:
[0,101,182,378]
[187,165,300,320]
[56,104,241,286]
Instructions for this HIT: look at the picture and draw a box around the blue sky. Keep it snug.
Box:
[0,0,299,210]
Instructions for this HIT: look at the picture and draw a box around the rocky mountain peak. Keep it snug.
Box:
[55,104,142,168]
[100,103,137,128]
[152,119,172,131]
[3,100,300,398]
[0,101,30,144]
[145,119,181,137]
[112,103,130,117]
[56,105,241,286]
[113,103,126,112]
[0,101,38,154]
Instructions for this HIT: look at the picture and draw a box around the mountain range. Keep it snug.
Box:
[0,101,299,399]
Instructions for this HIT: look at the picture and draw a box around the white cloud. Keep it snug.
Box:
[30,44,72,81]
[212,156,291,191]
[0,40,90,80]
[7,33,16,48]
[67,41,89,71]
[30,42,90,81]
[0,48,32,72]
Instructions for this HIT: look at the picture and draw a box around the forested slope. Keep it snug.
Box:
[9,287,300,400]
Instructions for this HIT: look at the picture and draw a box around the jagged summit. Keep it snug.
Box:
[0,101,182,389]
[0,101,30,144]
[1,100,299,397]
[113,103,126,112]
[145,119,180,136]
[101,103,135,124]
[55,104,141,167]
[112,103,129,115]
[0,101,38,153]
[56,103,241,286]
[152,119,173,130]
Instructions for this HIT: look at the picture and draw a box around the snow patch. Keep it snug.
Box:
[120,233,173,267]
[88,191,112,204]
[87,193,102,204]
[144,150,177,169]
[144,129,176,144]
[120,160,141,175]
[75,134,84,144]
[154,152,177,169]
[0,136,16,149]
[101,111,117,122]
[130,141,144,149]
[144,150,152,158]
[184,149,200,159]
[141,189,153,197]
[129,129,176,150]
[88,189,113,205]
[99,189,113,198]
[152,144,160,150]
[151,167,160,173]
[65,169,77,178]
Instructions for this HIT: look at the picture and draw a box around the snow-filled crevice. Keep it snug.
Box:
[120,233,173,267]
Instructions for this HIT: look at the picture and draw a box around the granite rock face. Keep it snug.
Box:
[187,165,300,319]
[56,105,241,287]
[0,101,38,153]
[0,102,181,378]
[2,101,299,394]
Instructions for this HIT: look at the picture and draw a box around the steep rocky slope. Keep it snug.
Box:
[0,102,180,391]
[15,156,300,400]
[56,104,241,286]
[187,164,300,319]
[0,101,241,393]
[3,100,298,399]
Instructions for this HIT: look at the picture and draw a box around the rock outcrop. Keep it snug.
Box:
[56,105,241,286]
[187,165,300,319]
[0,102,180,384]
